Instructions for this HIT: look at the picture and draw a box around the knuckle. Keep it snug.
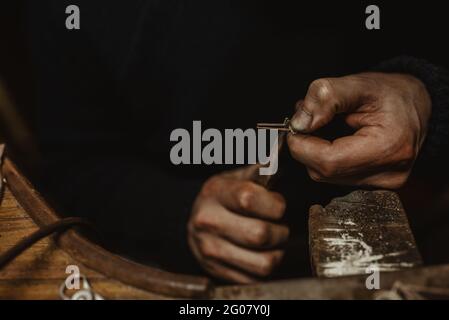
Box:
[198,238,218,259]
[259,255,276,277]
[398,144,416,163]
[192,210,211,229]
[383,174,410,190]
[371,172,410,190]
[287,136,302,158]
[385,132,415,159]
[248,223,270,247]
[201,176,221,197]
[237,182,257,210]
[286,133,296,148]
[295,99,304,111]
[317,157,338,179]
[383,136,416,168]
[259,252,282,277]
[272,194,287,219]
[309,78,335,102]
[308,169,324,182]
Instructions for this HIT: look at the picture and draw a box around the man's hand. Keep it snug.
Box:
[288,72,432,189]
[188,166,288,283]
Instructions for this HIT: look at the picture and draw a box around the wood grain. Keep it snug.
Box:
[2,158,211,299]
[0,187,165,299]
[0,164,436,299]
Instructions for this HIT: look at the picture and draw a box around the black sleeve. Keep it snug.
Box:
[374,56,449,160]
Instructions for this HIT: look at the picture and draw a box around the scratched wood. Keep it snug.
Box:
[309,190,422,278]
[0,184,428,299]
[214,263,449,299]
[0,187,166,300]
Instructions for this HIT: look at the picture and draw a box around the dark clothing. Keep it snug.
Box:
[376,56,449,159]
[3,1,449,276]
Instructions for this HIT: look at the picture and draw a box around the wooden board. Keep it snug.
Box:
[214,263,449,299]
[1,158,211,299]
[0,187,166,299]
[309,190,422,278]
[0,179,431,299]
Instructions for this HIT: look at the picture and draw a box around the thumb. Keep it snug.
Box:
[291,76,373,133]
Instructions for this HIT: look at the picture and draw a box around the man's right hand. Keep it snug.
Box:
[187,166,289,283]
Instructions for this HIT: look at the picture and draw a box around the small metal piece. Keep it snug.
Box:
[59,274,104,300]
[257,118,296,134]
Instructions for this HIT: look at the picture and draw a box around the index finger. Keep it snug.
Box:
[287,126,388,178]
[203,177,286,220]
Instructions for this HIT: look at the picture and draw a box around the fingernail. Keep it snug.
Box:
[291,110,312,132]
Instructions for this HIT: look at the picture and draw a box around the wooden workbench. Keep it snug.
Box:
[0,187,164,299]
[1,161,448,300]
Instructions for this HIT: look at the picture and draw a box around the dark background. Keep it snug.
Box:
[1,1,449,280]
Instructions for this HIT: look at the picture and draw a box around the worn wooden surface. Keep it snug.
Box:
[0,183,437,299]
[309,190,422,278]
[0,187,166,299]
[214,263,449,299]
[2,158,211,299]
